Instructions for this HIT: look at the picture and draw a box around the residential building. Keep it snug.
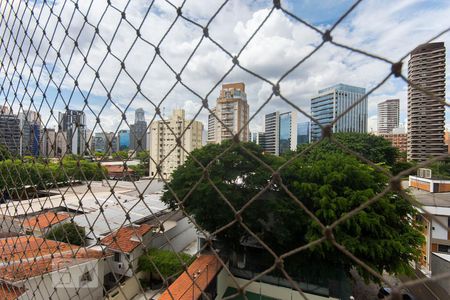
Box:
[18,110,42,156]
[118,129,130,150]
[250,132,265,148]
[55,131,68,157]
[58,110,87,155]
[379,127,407,154]
[0,110,20,155]
[297,121,310,145]
[0,236,108,300]
[445,131,450,154]
[21,211,71,236]
[264,111,298,155]
[264,112,279,155]
[407,42,447,161]
[130,108,147,152]
[311,84,367,141]
[42,128,57,158]
[377,99,399,134]
[208,83,249,143]
[149,109,203,179]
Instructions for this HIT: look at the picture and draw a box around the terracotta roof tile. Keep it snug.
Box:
[0,236,78,263]
[22,211,71,229]
[159,255,222,300]
[101,224,153,253]
[0,283,26,300]
[0,248,105,282]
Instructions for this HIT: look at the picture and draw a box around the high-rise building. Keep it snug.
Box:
[377,99,399,134]
[42,128,57,158]
[0,110,20,155]
[279,112,297,155]
[264,111,298,155]
[297,122,310,145]
[55,131,68,157]
[94,132,117,155]
[380,127,408,154]
[445,131,450,154]
[407,42,446,161]
[130,108,147,152]
[118,130,130,150]
[149,109,203,179]
[264,112,279,155]
[250,132,265,148]
[58,110,86,155]
[19,111,42,156]
[207,83,249,143]
[310,84,367,141]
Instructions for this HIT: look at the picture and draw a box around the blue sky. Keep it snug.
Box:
[1,0,449,134]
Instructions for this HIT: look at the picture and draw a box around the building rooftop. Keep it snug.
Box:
[22,211,71,230]
[101,224,153,253]
[0,248,105,282]
[0,236,78,262]
[0,283,26,300]
[404,181,450,208]
[159,255,222,300]
[433,252,450,262]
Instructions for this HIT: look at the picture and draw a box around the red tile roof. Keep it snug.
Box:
[0,248,105,282]
[22,211,71,229]
[101,224,153,253]
[0,283,26,300]
[0,236,78,263]
[104,165,135,174]
[159,255,222,300]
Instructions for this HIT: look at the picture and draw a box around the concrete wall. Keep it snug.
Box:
[432,216,449,240]
[216,269,338,300]
[431,253,450,295]
[106,272,146,300]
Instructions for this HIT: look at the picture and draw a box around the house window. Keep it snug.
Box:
[80,271,92,285]
[438,245,450,253]
[114,252,121,262]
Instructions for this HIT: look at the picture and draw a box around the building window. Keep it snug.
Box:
[114,252,121,262]
[80,271,93,285]
[438,245,450,253]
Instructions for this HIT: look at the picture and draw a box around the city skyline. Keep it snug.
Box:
[1,1,449,137]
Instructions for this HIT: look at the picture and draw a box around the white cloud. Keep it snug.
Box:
[0,0,449,136]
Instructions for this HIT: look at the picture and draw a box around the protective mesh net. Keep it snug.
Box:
[0,0,449,300]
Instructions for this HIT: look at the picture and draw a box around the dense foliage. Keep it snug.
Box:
[162,140,424,281]
[429,158,450,179]
[131,150,149,177]
[46,222,86,246]
[0,157,107,191]
[138,248,192,279]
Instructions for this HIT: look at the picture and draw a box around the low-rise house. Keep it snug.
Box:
[101,224,154,278]
[0,236,109,300]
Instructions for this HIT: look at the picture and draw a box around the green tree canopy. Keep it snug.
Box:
[0,144,12,161]
[298,133,399,166]
[113,150,129,160]
[162,140,423,281]
[45,222,86,246]
[138,248,192,279]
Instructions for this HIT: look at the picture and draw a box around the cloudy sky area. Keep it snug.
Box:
[1,0,450,135]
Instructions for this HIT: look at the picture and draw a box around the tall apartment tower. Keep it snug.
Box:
[0,109,20,155]
[264,111,298,155]
[149,109,203,180]
[407,42,446,161]
[58,110,86,156]
[311,84,367,141]
[207,83,249,143]
[130,108,147,152]
[377,99,399,134]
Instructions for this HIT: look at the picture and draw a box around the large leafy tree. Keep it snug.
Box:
[161,140,423,281]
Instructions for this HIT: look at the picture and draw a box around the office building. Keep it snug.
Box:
[310,84,367,141]
[55,131,68,157]
[297,122,310,145]
[58,110,86,155]
[250,132,265,148]
[130,108,147,152]
[18,111,42,156]
[0,110,20,155]
[264,111,298,155]
[407,42,447,161]
[207,83,249,143]
[380,127,407,154]
[149,109,203,179]
[42,128,57,158]
[445,131,450,154]
[118,129,130,150]
[94,132,118,155]
[377,99,399,134]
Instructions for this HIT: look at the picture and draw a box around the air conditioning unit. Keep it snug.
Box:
[117,263,123,269]
[417,168,432,179]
